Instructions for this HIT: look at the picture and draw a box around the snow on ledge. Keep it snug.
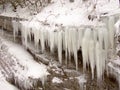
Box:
[0,35,49,88]
[52,77,63,83]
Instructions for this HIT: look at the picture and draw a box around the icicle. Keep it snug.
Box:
[34,28,40,50]
[50,30,55,53]
[96,42,101,81]
[44,27,49,46]
[58,31,62,64]
[98,28,104,49]
[115,19,120,41]
[64,27,69,65]
[71,27,78,70]
[12,20,19,41]
[103,27,109,61]
[95,41,105,82]
[24,25,29,48]
[54,31,58,48]
[67,27,73,61]
[82,28,91,71]
[77,27,84,50]
[41,28,45,53]
[88,39,95,79]
[20,21,29,48]
[108,16,115,49]
[27,22,33,42]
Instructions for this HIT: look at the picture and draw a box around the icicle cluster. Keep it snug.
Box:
[12,15,115,81]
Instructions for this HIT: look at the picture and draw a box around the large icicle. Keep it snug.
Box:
[33,26,40,50]
[64,27,69,65]
[39,26,45,53]
[58,31,63,64]
[67,27,73,61]
[20,21,29,48]
[108,16,115,49]
[12,20,19,41]
[103,27,109,60]
[93,29,98,43]
[98,28,104,49]
[89,39,95,79]
[77,27,84,50]
[95,41,105,82]
[72,27,78,70]
[82,28,91,71]
[49,30,55,53]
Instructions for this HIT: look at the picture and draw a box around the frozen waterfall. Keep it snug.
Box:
[12,15,116,81]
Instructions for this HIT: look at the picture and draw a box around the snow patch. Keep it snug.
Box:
[52,77,63,83]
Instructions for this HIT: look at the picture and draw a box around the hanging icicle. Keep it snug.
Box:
[12,20,19,41]
[89,39,95,79]
[108,16,115,49]
[58,31,63,64]
[82,28,91,71]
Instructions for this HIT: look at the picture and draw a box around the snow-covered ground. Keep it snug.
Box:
[0,30,49,89]
[0,79,19,90]
[0,0,119,24]
[0,4,31,19]
[0,71,18,90]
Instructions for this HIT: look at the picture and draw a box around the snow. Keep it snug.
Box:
[52,77,63,83]
[0,4,32,19]
[76,75,86,90]
[0,80,18,90]
[108,60,120,89]
[0,71,18,90]
[6,40,49,85]
[35,0,96,26]
[96,0,119,14]
[0,31,49,89]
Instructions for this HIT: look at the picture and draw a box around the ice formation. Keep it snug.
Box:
[82,28,91,71]
[12,20,20,41]
[12,14,117,82]
[115,19,120,41]
[88,39,95,79]
[108,16,115,49]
